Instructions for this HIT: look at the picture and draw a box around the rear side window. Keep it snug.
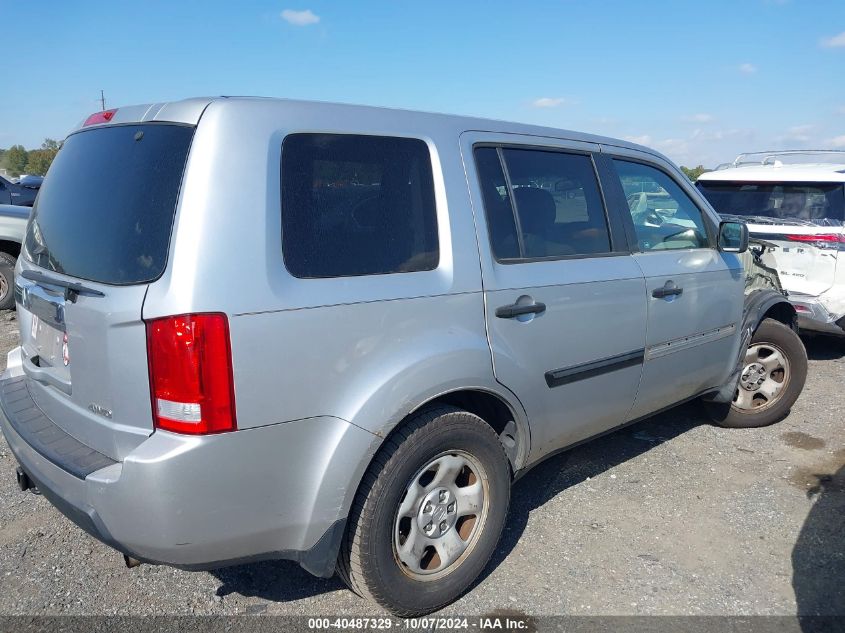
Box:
[281,134,439,278]
[24,124,194,285]
[474,147,612,260]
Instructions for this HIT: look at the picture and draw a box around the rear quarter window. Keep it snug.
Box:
[281,133,439,278]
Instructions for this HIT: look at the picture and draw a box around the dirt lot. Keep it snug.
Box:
[0,309,842,617]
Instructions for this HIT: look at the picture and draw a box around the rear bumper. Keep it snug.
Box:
[789,295,845,335]
[0,366,376,577]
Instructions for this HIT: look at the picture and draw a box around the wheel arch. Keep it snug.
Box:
[0,239,21,259]
[760,300,798,331]
[406,387,529,473]
[744,289,797,334]
[356,382,531,478]
[307,383,530,578]
[706,289,797,404]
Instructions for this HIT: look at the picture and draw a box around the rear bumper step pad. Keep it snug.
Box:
[0,377,116,479]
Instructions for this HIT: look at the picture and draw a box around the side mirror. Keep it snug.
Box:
[718,220,749,253]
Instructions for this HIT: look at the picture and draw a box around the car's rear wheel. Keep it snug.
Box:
[0,252,17,311]
[708,318,807,428]
[337,405,510,616]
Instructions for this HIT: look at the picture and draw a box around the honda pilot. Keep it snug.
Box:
[0,98,807,615]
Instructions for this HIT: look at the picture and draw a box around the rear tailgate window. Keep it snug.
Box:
[696,181,845,225]
[24,123,194,284]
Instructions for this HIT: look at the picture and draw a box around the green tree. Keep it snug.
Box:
[25,138,62,176]
[680,165,710,182]
[25,150,52,176]
[3,145,28,176]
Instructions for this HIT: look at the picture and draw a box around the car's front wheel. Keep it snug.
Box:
[337,405,511,616]
[708,318,807,428]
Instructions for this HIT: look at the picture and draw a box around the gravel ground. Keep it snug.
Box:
[0,309,842,617]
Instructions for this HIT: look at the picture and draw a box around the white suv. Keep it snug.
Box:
[698,151,845,335]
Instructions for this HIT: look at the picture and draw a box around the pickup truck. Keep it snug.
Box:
[0,204,28,310]
[0,175,39,207]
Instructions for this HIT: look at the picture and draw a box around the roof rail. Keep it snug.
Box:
[720,149,845,169]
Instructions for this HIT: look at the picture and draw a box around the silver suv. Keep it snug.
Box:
[0,98,807,616]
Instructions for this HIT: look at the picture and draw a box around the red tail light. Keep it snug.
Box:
[83,109,117,126]
[785,233,845,244]
[145,313,237,435]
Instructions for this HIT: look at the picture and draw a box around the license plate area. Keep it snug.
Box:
[31,314,66,369]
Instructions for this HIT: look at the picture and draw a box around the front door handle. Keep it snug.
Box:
[495,302,546,319]
[652,281,683,299]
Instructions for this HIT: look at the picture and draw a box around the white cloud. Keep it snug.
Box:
[820,31,845,48]
[784,124,815,143]
[654,138,690,154]
[621,128,757,167]
[681,113,714,123]
[531,97,569,108]
[738,63,758,75]
[827,135,845,148]
[690,128,755,143]
[280,9,320,26]
[778,124,815,144]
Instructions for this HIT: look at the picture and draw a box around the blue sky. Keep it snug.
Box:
[1,0,844,167]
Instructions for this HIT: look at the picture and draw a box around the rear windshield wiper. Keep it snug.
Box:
[19,270,105,303]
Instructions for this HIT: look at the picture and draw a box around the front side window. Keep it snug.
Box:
[474,147,612,260]
[614,160,710,251]
[281,134,439,278]
[696,181,845,226]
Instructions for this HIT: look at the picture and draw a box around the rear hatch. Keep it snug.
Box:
[697,181,845,296]
[14,121,195,461]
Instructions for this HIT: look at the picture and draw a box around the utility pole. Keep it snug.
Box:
[100,90,106,111]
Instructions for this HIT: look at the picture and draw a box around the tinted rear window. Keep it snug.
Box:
[24,123,194,284]
[281,133,439,278]
[697,181,845,225]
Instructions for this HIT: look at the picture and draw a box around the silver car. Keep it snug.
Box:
[0,98,807,616]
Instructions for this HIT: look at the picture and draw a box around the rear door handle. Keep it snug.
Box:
[652,282,683,299]
[495,302,546,319]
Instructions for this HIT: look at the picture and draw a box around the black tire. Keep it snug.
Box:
[707,318,807,428]
[337,405,511,616]
[0,251,16,311]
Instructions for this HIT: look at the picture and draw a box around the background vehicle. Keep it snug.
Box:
[18,175,45,189]
[0,98,806,616]
[0,174,40,207]
[697,150,845,335]
[0,204,28,310]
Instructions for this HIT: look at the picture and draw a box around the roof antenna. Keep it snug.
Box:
[100,90,106,111]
